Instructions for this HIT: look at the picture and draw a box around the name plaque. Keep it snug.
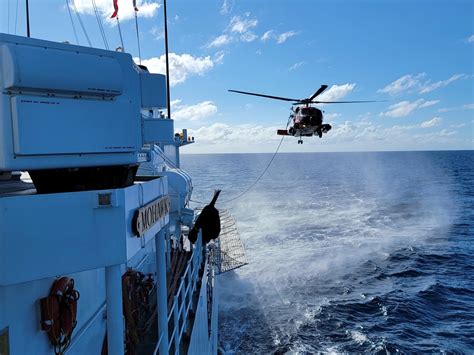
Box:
[132,196,170,237]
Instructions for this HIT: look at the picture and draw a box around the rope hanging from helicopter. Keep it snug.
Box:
[189,130,287,206]
[151,123,286,206]
[185,112,295,205]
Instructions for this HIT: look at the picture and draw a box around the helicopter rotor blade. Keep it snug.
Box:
[308,85,328,101]
[228,89,302,103]
[310,100,382,104]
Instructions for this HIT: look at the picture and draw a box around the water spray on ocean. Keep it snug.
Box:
[184,151,472,353]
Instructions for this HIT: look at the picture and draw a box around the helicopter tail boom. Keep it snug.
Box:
[277,129,290,136]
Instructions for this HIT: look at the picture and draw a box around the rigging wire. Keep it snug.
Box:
[190,135,286,205]
[91,0,109,49]
[14,0,19,34]
[66,0,79,45]
[7,0,10,34]
[71,0,92,47]
[134,10,142,64]
[116,17,125,50]
[159,149,179,169]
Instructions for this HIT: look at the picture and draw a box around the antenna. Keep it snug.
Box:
[163,0,171,119]
[134,6,142,64]
[26,0,30,37]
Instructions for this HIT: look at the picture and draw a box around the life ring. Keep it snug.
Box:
[40,277,80,355]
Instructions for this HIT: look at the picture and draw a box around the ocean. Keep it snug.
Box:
[181,150,474,354]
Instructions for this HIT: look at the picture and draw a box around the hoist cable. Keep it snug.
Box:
[190,135,285,205]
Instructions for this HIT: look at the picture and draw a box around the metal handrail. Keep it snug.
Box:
[165,233,204,353]
[153,333,164,355]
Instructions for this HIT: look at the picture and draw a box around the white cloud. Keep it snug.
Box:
[378,73,426,95]
[240,32,258,42]
[324,113,341,122]
[276,30,298,44]
[317,83,356,102]
[71,0,160,22]
[260,30,298,44]
[289,62,305,71]
[438,103,474,112]
[208,13,297,49]
[419,74,467,93]
[187,118,467,153]
[228,15,258,34]
[172,101,217,121]
[261,30,274,42]
[420,117,442,128]
[379,73,467,95]
[207,34,232,48]
[170,99,182,107]
[440,129,456,137]
[138,53,213,86]
[467,34,474,43]
[419,100,440,108]
[214,51,225,64]
[190,123,279,144]
[220,0,234,15]
[150,26,164,40]
[322,119,463,150]
[206,13,260,48]
[380,99,439,118]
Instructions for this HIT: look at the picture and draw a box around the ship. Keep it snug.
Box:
[0,26,247,355]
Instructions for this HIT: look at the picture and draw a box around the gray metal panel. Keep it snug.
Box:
[142,118,174,144]
[1,43,123,96]
[11,95,138,155]
[140,72,166,108]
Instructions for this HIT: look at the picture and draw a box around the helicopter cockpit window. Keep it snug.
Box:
[301,108,311,115]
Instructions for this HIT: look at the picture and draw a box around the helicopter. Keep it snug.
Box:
[229,85,377,144]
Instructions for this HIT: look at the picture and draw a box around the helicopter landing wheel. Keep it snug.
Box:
[298,139,303,144]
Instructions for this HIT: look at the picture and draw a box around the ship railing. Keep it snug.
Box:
[164,232,203,354]
[153,334,164,355]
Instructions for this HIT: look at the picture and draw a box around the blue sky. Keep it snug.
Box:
[1,0,473,153]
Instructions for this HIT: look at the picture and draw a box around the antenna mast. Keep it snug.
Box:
[26,0,30,37]
[163,0,171,119]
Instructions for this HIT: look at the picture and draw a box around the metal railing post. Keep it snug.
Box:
[180,278,186,334]
[173,295,180,354]
[105,264,125,355]
[156,229,169,354]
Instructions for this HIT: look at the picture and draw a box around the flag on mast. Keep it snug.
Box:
[111,0,119,18]
[133,0,139,12]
